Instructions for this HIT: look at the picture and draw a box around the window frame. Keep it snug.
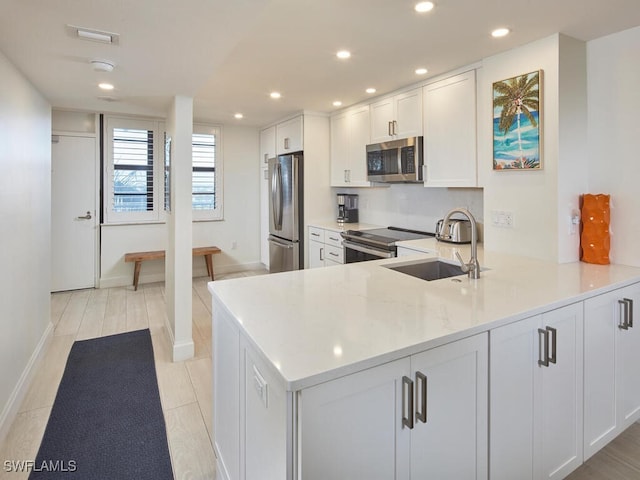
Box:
[104,116,164,224]
[192,123,223,221]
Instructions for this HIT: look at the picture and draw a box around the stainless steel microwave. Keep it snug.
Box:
[366,136,424,183]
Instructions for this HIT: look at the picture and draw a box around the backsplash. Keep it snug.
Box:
[334,185,484,236]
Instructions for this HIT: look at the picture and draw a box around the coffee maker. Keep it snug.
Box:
[337,194,359,224]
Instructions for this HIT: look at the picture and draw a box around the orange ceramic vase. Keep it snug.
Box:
[580,194,610,265]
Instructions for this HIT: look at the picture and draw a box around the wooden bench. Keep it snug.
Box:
[124,246,222,291]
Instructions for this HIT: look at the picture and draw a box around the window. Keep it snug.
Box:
[193,124,223,220]
[105,116,163,223]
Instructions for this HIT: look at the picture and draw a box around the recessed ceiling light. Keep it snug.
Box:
[234,113,243,119]
[270,91,281,99]
[366,88,377,94]
[414,1,435,13]
[98,82,114,91]
[336,50,351,59]
[333,101,342,107]
[491,27,510,38]
[415,68,428,75]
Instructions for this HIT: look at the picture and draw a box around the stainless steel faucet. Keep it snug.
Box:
[441,207,480,279]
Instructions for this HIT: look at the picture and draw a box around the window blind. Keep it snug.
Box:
[112,128,154,212]
[192,132,216,210]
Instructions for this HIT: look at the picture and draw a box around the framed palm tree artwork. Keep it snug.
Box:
[493,70,542,170]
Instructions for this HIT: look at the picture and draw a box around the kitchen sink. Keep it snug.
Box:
[386,259,466,281]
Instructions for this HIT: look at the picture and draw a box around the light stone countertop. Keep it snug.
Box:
[306,220,383,233]
[209,244,640,391]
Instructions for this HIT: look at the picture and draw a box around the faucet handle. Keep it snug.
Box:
[455,251,470,273]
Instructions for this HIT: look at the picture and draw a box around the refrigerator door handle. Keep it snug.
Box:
[271,162,283,231]
[268,236,294,249]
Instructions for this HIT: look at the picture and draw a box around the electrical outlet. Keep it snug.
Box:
[503,211,513,228]
[491,210,514,228]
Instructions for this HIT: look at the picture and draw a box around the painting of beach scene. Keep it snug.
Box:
[493,70,542,170]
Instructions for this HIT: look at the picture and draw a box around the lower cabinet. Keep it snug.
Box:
[299,333,488,479]
[583,283,640,459]
[490,303,583,480]
[308,226,344,268]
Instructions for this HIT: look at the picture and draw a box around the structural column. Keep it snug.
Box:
[165,95,194,361]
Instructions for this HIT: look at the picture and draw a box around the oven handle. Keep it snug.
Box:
[342,240,395,259]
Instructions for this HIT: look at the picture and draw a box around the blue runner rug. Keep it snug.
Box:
[29,329,173,479]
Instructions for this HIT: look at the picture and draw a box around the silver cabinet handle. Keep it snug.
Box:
[548,327,557,364]
[538,328,550,367]
[319,247,324,261]
[388,121,393,137]
[310,232,320,237]
[77,211,92,220]
[328,251,339,257]
[393,120,398,136]
[328,236,339,242]
[626,298,634,328]
[402,376,414,429]
[415,371,427,424]
[264,153,269,164]
[284,137,290,150]
[619,299,630,330]
[344,169,351,183]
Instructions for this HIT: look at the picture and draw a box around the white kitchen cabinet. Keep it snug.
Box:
[330,105,371,187]
[490,302,583,480]
[300,332,488,479]
[308,226,344,268]
[300,357,411,479]
[583,282,640,459]
[276,115,303,154]
[423,70,477,187]
[370,88,422,143]
[259,127,275,268]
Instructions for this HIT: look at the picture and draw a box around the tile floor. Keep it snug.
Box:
[0,270,266,480]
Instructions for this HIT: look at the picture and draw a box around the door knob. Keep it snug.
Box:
[77,211,92,220]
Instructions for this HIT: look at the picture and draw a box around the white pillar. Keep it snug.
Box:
[165,95,194,361]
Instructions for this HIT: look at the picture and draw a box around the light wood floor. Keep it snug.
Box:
[0,270,266,480]
[1,269,639,480]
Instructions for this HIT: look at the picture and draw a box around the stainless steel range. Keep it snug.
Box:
[341,226,434,263]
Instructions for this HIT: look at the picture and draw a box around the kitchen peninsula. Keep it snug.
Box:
[209,244,640,480]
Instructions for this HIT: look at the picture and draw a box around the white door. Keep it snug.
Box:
[51,135,97,291]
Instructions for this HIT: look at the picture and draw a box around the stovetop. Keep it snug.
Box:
[341,226,435,249]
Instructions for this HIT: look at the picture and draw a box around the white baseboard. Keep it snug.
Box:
[161,315,195,363]
[0,321,54,444]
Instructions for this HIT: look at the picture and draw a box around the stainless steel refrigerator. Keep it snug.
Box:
[268,152,304,273]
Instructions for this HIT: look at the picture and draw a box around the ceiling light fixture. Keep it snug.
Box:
[491,27,510,38]
[91,60,115,73]
[415,68,428,75]
[98,83,114,91]
[336,50,351,59]
[333,101,342,107]
[234,113,243,119]
[414,1,435,13]
[270,91,281,99]
[366,87,376,94]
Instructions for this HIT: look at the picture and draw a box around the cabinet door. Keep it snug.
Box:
[490,315,539,480]
[536,303,583,480]
[260,125,276,165]
[410,333,488,480]
[370,97,395,143]
[394,88,422,139]
[299,358,411,480]
[423,71,477,187]
[308,239,325,268]
[347,105,371,186]
[618,283,640,429]
[330,112,349,186]
[276,116,303,154]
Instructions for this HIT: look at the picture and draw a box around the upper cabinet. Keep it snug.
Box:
[423,70,477,187]
[370,88,422,143]
[260,125,276,166]
[276,115,303,154]
[330,105,371,187]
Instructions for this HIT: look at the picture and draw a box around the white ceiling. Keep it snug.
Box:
[1,0,639,127]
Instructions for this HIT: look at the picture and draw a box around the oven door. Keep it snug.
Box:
[343,240,395,263]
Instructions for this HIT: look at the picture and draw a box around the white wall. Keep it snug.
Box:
[587,26,640,267]
[480,34,588,263]
[0,51,52,439]
[100,123,261,288]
